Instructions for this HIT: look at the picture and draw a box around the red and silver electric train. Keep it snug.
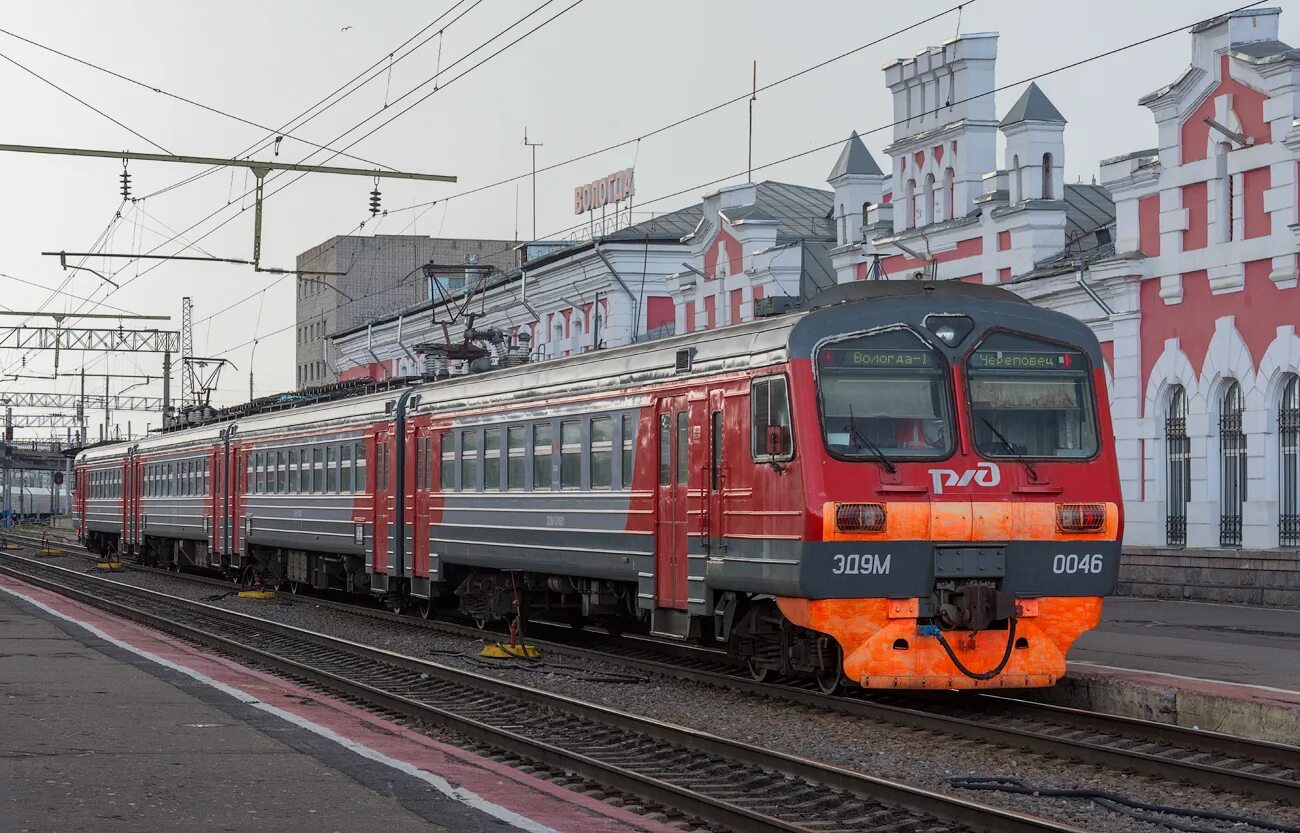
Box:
[75,281,1122,691]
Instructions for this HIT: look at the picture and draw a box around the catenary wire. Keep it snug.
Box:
[0,25,394,172]
[50,0,588,334]
[135,0,483,202]
[165,2,977,335]
[386,0,978,218]
[0,50,171,153]
[198,0,1270,366]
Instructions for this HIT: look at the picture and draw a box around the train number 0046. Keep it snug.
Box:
[1052,553,1104,574]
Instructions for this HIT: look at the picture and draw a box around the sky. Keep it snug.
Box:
[0,0,1294,440]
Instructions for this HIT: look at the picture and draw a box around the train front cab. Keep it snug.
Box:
[775,305,1122,690]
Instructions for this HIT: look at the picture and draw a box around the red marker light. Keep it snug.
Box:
[836,503,887,533]
[1056,503,1106,533]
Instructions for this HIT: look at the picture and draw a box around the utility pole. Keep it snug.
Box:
[3,406,10,520]
[162,349,171,425]
[181,297,193,410]
[79,368,86,446]
[104,374,110,441]
[524,128,542,241]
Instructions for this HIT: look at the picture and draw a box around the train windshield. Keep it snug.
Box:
[967,332,1098,459]
[816,328,953,459]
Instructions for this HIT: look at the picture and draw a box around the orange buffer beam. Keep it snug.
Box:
[777,596,1103,690]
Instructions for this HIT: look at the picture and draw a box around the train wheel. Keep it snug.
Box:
[815,667,845,696]
[746,657,770,683]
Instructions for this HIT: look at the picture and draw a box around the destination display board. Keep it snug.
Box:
[969,349,1082,371]
[820,348,936,369]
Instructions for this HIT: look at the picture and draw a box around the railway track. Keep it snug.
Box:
[0,550,1084,833]
[9,529,1300,805]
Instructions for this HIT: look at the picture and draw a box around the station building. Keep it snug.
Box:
[310,7,1299,602]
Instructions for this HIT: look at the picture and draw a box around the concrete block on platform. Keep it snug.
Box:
[1032,664,1300,745]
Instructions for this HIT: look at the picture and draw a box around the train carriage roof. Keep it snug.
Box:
[76,280,1090,460]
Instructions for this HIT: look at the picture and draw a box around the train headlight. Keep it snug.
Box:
[1056,503,1106,533]
[835,502,886,533]
[924,314,973,347]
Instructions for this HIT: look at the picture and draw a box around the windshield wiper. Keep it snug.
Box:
[980,417,1039,482]
[847,405,897,474]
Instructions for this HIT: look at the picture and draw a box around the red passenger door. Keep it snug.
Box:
[371,430,392,578]
[707,389,727,548]
[122,456,139,552]
[654,396,688,609]
[230,446,246,558]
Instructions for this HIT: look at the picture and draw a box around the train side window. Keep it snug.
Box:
[439,433,454,491]
[288,450,299,492]
[711,410,723,491]
[414,437,424,491]
[326,446,339,493]
[274,451,284,494]
[590,417,613,490]
[659,415,671,486]
[313,447,325,494]
[461,430,481,492]
[621,415,635,489]
[507,426,525,490]
[354,443,366,492]
[341,444,354,493]
[169,462,177,497]
[751,375,794,462]
[560,420,581,490]
[676,412,688,486]
[533,423,553,490]
[297,448,310,493]
[484,427,502,492]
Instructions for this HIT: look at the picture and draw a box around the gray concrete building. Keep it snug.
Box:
[294,235,516,387]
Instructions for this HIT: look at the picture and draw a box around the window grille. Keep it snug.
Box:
[1219,381,1245,547]
[1280,374,1299,547]
[1166,385,1189,547]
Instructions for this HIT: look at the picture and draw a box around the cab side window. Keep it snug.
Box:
[751,375,794,461]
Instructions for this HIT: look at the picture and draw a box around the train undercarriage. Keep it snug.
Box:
[85,530,853,692]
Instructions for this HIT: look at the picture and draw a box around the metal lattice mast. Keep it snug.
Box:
[180,297,194,408]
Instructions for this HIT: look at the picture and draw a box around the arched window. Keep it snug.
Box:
[904,180,916,229]
[1041,153,1053,199]
[1011,155,1022,203]
[1281,374,1300,547]
[861,201,872,229]
[839,205,846,244]
[1219,380,1246,547]
[923,173,936,225]
[943,168,955,221]
[1165,385,1190,547]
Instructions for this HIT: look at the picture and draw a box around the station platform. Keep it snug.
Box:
[0,577,680,833]
[1044,596,1300,744]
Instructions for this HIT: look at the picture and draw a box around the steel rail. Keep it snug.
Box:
[0,551,1082,833]
[10,530,1298,803]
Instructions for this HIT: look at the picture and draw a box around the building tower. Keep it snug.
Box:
[883,33,999,232]
[1001,82,1067,204]
[827,131,887,246]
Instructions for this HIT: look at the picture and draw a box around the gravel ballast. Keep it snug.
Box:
[16,548,1299,833]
